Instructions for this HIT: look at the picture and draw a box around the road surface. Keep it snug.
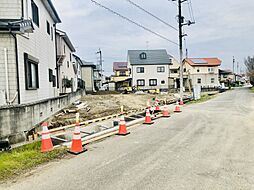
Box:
[2,88,254,190]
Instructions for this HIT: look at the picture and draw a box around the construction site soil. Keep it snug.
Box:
[48,93,177,129]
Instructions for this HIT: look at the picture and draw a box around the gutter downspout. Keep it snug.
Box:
[11,32,21,104]
[4,48,10,103]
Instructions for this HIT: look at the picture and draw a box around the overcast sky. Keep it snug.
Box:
[52,0,254,75]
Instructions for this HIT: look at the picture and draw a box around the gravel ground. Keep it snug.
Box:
[2,87,254,190]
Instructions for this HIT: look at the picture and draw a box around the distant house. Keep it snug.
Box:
[80,61,96,92]
[0,0,61,105]
[168,57,181,90]
[111,62,131,91]
[183,58,222,88]
[219,69,234,84]
[56,29,77,94]
[128,49,172,91]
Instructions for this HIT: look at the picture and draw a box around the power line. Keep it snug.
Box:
[125,0,178,31]
[90,0,178,46]
[187,0,195,22]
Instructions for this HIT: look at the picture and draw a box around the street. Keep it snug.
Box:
[2,88,254,190]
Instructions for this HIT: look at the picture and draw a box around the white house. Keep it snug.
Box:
[56,29,77,94]
[0,0,61,105]
[128,49,172,91]
[183,58,222,88]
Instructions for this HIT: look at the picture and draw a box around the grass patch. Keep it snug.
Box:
[186,94,215,105]
[251,87,254,93]
[0,141,67,182]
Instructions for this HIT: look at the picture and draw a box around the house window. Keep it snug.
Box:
[31,0,39,27]
[48,69,53,82]
[136,67,144,73]
[208,67,214,72]
[211,78,215,83]
[24,53,39,90]
[161,80,165,84]
[171,70,178,74]
[137,79,145,86]
[197,78,201,84]
[139,52,147,59]
[157,66,165,73]
[223,75,228,78]
[70,53,72,62]
[67,61,70,68]
[183,68,187,72]
[52,75,56,87]
[46,21,50,35]
[119,71,126,76]
[197,69,200,73]
[149,79,157,86]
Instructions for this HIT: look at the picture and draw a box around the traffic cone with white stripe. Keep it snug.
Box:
[143,109,154,124]
[68,122,87,155]
[174,101,182,113]
[117,115,130,136]
[41,122,53,153]
[155,98,160,111]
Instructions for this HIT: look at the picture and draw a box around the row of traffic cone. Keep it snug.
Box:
[41,99,184,154]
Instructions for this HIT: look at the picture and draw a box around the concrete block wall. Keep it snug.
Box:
[0,89,86,144]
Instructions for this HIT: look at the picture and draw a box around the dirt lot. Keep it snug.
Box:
[48,93,178,128]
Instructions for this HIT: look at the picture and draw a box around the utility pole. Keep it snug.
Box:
[172,0,194,101]
[96,48,103,75]
[233,56,235,73]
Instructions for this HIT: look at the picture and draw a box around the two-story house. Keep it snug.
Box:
[128,49,172,91]
[111,62,131,90]
[183,58,222,88]
[0,0,61,105]
[56,29,77,94]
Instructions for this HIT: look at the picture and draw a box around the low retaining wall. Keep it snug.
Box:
[0,90,85,144]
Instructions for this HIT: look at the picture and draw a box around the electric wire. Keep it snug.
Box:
[125,0,178,31]
[90,0,178,46]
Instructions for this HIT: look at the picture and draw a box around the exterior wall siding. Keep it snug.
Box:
[0,34,18,105]
[81,67,94,91]
[56,34,77,94]
[184,64,220,87]
[16,0,58,104]
[131,64,169,90]
[0,0,22,19]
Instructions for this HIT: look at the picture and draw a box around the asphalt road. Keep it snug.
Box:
[2,88,254,190]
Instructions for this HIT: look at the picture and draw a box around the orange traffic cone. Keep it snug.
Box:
[143,109,154,124]
[174,105,182,113]
[179,100,184,105]
[162,107,170,117]
[68,122,87,155]
[41,122,53,153]
[117,115,130,136]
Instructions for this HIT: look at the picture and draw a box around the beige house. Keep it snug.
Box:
[168,57,181,89]
[80,61,96,92]
[183,58,222,88]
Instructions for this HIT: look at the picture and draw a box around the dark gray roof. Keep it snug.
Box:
[80,60,96,68]
[128,49,172,65]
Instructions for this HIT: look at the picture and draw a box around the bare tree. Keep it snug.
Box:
[244,56,254,84]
